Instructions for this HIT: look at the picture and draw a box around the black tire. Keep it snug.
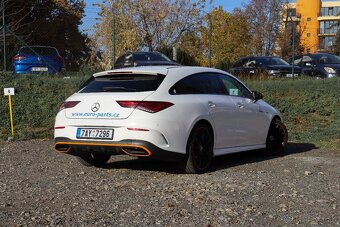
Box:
[182,123,214,174]
[77,153,111,167]
[263,119,288,155]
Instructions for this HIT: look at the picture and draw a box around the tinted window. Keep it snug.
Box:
[316,54,340,64]
[256,57,289,66]
[115,55,126,65]
[232,59,244,68]
[218,74,253,99]
[133,53,171,62]
[79,74,165,93]
[169,73,224,95]
[19,47,59,56]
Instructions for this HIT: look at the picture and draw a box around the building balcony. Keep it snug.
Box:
[319,28,338,36]
[318,15,340,21]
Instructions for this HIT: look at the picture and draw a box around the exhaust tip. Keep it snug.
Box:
[55,143,71,152]
[122,147,151,157]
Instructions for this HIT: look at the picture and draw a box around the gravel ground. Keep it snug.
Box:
[0,139,339,226]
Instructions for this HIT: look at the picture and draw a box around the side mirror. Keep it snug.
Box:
[252,90,263,102]
[305,62,312,67]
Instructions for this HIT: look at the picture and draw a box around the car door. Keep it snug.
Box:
[170,72,242,149]
[197,74,244,149]
[242,58,257,76]
[217,74,269,146]
[301,55,315,76]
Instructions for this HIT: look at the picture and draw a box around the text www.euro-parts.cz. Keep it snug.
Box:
[71,112,120,118]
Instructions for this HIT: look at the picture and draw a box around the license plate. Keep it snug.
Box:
[32,67,48,72]
[286,73,298,77]
[76,128,114,140]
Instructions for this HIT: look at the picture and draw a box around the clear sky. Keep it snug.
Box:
[209,0,251,12]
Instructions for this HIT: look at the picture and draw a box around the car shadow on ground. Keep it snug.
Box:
[102,142,317,174]
[210,142,317,172]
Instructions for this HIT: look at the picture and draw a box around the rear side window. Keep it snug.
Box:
[169,73,224,95]
[79,74,165,93]
[19,47,59,56]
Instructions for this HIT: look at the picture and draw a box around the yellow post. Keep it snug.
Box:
[8,95,14,137]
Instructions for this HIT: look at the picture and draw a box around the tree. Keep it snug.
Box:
[334,30,340,55]
[1,0,89,71]
[92,0,205,69]
[157,45,199,66]
[275,2,307,60]
[200,7,252,68]
[245,0,283,56]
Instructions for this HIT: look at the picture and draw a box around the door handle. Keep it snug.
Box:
[208,101,216,108]
[237,102,245,108]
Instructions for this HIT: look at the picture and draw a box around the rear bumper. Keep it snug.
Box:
[54,137,185,162]
[13,63,63,74]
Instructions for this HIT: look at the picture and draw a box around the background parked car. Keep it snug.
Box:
[114,51,179,69]
[230,56,301,78]
[12,46,65,74]
[290,53,340,78]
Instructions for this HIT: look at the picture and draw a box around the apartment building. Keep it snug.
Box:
[283,0,340,53]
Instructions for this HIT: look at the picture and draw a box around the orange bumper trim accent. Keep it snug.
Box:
[54,141,152,157]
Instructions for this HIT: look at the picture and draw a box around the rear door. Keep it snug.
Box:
[168,72,241,148]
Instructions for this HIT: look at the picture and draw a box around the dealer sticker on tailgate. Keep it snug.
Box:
[76,128,114,140]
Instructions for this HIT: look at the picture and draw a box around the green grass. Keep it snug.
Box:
[0,73,339,149]
[245,77,340,149]
[0,72,88,140]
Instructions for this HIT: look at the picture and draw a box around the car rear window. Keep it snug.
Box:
[78,74,166,93]
[133,53,171,62]
[19,47,58,56]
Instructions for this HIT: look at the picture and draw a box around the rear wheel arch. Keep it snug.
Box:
[181,120,214,174]
[186,119,214,150]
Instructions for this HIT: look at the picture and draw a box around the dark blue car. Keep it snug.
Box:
[12,46,65,74]
[290,53,340,78]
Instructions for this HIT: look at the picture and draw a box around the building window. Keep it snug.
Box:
[287,8,296,17]
[320,7,340,16]
[307,33,311,37]
[320,36,335,49]
[307,17,311,22]
[319,21,340,35]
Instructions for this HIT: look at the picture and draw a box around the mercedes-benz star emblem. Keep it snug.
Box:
[91,103,100,112]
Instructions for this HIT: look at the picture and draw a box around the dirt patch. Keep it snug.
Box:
[0,140,339,226]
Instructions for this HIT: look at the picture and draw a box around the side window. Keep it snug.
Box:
[302,55,313,66]
[293,56,303,66]
[232,59,243,68]
[218,74,253,99]
[244,59,256,67]
[115,55,125,65]
[169,73,224,95]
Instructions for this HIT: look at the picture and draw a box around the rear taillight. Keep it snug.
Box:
[59,101,80,111]
[13,55,26,61]
[117,101,174,113]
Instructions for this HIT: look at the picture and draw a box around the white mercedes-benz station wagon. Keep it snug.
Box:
[54,66,288,173]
